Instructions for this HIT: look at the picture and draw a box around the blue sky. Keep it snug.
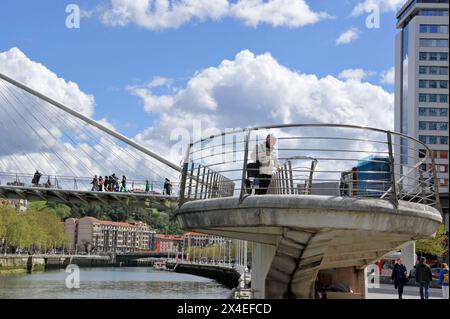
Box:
[0,0,400,138]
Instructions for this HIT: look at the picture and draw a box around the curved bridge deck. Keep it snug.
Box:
[176,195,442,298]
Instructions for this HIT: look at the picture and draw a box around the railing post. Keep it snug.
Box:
[306,159,317,195]
[430,152,442,214]
[387,132,398,207]
[187,162,195,199]
[179,143,192,207]
[282,164,288,194]
[287,161,294,194]
[239,130,251,202]
[419,171,428,205]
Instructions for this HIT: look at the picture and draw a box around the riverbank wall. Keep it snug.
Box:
[173,263,241,289]
[0,255,156,275]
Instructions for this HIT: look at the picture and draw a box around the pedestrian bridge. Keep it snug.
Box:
[0,72,444,298]
[0,172,178,209]
[174,124,443,298]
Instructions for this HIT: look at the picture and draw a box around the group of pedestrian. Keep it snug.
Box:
[391,257,448,299]
[90,174,127,192]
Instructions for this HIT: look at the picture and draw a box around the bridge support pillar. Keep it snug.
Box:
[251,242,276,299]
[401,241,416,272]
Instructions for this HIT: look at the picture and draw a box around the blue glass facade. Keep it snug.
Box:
[355,157,391,197]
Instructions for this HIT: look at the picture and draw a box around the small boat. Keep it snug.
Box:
[153,261,167,270]
[232,288,253,299]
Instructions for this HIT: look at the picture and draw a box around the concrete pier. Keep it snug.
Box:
[176,195,442,299]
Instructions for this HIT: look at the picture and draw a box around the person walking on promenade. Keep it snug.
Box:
[391,258,408,299]
[145,180,150,193]
[439,263,449,299]
[416,257,433,299]
[250,134,279,195]
[120,175,127,192]
[91,175,99,191]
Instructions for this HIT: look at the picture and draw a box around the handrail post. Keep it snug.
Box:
[429,151,442,214]
[419,171,428,205]
[307,159,317,195]
[179,143,192,207]
[387,132,398,207]
[288,161,294,195]
[239,130,251,202]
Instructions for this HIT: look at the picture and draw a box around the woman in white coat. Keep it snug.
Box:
[250,134,279,194]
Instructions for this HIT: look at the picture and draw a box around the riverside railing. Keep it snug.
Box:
[179,124,441,212]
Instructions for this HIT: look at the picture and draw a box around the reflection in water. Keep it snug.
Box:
[0,267,231,299]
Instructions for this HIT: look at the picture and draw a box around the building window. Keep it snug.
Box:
[419,66,427,74]
[419,121,427,130]
[420,38,449,47]
[429,94,438,102]
[440,67,449,75]
[419,94,427,102]
[440,53,448,61]
[429,108,438,116]
[429,122,438,130]
[419,107,427,116]
[420,10,449,17]
[440,108,448,117]
[440,95,448,103]
[440,151,449,159]
[419,79,427,88]
[439,122,448,131]
[419,149,427,158]
[420,24,449,33]
[440,136,449,145]
[440,81,448,89]
[429,80,438,88]
[419,135,427,143]
[419,52,427,60]
[429,66,439,75]
[429,136,437,144]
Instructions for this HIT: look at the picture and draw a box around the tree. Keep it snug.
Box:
[416,224,447,257]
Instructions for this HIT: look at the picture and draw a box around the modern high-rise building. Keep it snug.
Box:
[395,0,449,222]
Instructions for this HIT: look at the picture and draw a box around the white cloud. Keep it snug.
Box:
[0,48,95,117]
[0,48,179,185]
[380,66,395,85]
[336,28,360,46]
[99,0,332,30]
[132,50,394,145]
[338,68,373,81]
[230,0,333,28]
[352,0,404,16]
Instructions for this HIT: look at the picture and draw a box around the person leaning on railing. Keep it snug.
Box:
[250,134,279,195]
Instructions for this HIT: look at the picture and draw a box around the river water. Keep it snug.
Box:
[0,267,231,299]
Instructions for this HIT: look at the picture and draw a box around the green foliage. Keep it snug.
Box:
[0,204,67,251]
[28,201,71,219]
[416,224,447,257]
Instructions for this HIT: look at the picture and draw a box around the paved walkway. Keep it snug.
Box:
[368,284,444,299]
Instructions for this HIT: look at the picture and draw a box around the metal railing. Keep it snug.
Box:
[179,124,441,212]
[0,172,179,196]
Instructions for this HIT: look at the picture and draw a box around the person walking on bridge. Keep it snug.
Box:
[391,258,408,299]
[120,175,127,192]
[250,134,279,195]
[416,257,433,299]
[163,178,172,195]
[91,175,99,191]
[98,176,104,192]
[31,170,42,186]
